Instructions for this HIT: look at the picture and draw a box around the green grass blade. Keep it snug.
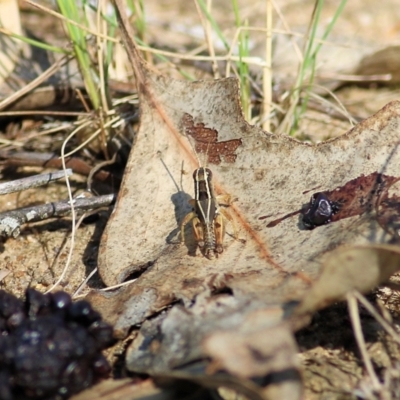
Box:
[57,0,100,110]
[0,28,70,55]
[290,0,346,135]
[196,0,230,51]
[232,0,251,119]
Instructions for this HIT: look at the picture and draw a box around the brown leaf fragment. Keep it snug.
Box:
[377,195,400,236]
[376,180,400,237]
[203,320,302,400]
[123,297,300,400]
[322,172,399,223]
[267,172,400,229]
[182,113,242,165]
[295,244,400,315]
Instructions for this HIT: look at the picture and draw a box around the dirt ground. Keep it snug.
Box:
[1,1,400,399]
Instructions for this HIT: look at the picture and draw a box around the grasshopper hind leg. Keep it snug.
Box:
[214,214,225,254]
[192,217,205,249]
[180,212,205,256]
[180,211,196,244]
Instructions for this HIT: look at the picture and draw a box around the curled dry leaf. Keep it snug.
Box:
[295,244,400,316]
[203,323,298,379]
[125,298,301,399]
[202,312,302,400]
[125,300,284,372]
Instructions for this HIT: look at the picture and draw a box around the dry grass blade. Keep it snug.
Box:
[347,291,381,392]
[262,0,272,131]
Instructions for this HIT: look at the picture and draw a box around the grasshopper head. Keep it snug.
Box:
[193,167,212,183]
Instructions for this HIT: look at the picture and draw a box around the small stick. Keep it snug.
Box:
[0,169,72,195]
[0,193,115,238]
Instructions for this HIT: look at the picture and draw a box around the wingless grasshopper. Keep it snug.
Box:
[180,167,238,259]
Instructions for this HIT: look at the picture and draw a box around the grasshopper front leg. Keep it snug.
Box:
[213,213,225,254]
[180,211,195,244]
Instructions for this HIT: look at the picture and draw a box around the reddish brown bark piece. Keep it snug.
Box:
[181,113,242,165]
[265,172,400,228]
[326,172,399,221]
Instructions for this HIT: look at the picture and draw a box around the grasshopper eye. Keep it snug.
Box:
[193,168,203,180]
[205,168,212,179]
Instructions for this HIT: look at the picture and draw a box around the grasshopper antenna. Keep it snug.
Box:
[203,138,212,169]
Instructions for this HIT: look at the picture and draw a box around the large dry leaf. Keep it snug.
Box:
[92,2,400,333]
[87,3,400,398]
[95,69,400,328]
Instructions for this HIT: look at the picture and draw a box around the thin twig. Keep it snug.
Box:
[0,193,115,238]
[87,151,118,193]
[62,115,120,158]
[309,85,358,126]
[0,169,72,195]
